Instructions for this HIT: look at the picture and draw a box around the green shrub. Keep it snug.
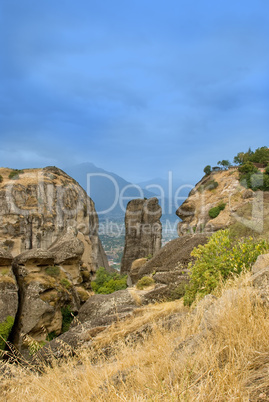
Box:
[0,316,15,350]
[209,202,226,219]
[28,339,46,355]
[169,282,188,300]
[184,229,269,306]
[203,165,211,176]
[91,267,127,294]
[61,306,74,333]
[207,180,218,190]
[8,169,24,180]
[0,175,3,183]
[45,266,60,277]
[136,276,155,290]
[60,278,72,289]
[46,331,57,341]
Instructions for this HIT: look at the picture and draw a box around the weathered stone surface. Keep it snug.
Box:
[121,198,162,275]
[128,258,148,286]
[11,247,81,351]
[0,166,107,275]
[48,228,84,285]
[40,284,180,357]
[175,169,251,236]
[0,249,13,266]
[74,289,139,328]
[13,249,55,268]
[252,253,269,274]
[0,248,18,332]
[130,234,209,293]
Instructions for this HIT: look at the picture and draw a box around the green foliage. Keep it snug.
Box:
[234,152,246,165]
[0,175,3,183]
[61,305,74,333]
[184,230,269,306]
[199,180,219,193]
[238,161,257,174]
[46,331,57,341]
[91,267,127,294]
[235,147,269,191]
[136,276,155,290]
[8,169,24,179]
[169,282,188,301]
[208,202,226,219]
[234,147,269,166]
[60,278,72,289]
[146,254,153,260]
[0,316,15,350]
[28,339,46,355]
[45,266,60,277]
[217,160,231,169]
[206,180,218,190]
[203,165,211,176]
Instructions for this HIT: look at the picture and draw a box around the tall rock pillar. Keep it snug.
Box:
[120,197,162,275]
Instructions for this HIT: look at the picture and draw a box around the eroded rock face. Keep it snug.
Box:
[0,249,18,341]
[120,198,162,275]
[176,169,255,236]
[250,253,269,306]
[40,285,177,358]
[129,234,209,297]
[0,166,106,275]
[11,245,81,351]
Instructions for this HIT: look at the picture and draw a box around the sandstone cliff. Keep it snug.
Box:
[176,169,268,236]
[0,166,108,273]
[0,166,109,351]
[120,198,162,275]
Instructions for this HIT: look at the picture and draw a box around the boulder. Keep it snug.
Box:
[252,253,269,274]
[128,258,148,286]
[48,228,84,285]
[11,248,81,351]
[130,235,209,298]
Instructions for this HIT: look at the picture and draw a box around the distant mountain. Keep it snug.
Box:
[64,163,157,218]
[137,176,191,218]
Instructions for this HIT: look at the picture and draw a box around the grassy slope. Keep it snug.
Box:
[1,273,269,401]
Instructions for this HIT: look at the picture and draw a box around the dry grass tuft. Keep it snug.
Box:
[1,273,269,401]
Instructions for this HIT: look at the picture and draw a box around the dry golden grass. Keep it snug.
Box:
[1,273,269,401]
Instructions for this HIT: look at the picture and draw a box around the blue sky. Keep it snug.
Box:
[0,0,269,184]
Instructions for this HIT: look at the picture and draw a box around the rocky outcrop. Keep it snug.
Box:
[39,284,181,358]
[0,166,107,275]
[10,238,83,351]
[129,234,209,296]
[0,249,18,347]
[250,252,269,306]
[176,169,261,236]
[120,198,162,275]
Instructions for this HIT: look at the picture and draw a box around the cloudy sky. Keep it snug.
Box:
[0,0,269,184]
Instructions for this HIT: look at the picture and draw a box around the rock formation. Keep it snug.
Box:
[120,198,162,275]
[0,166,108,274]
[176,169,267,236]
[0,166,109,352]
[0,249,18,348]
[129,234,209,293]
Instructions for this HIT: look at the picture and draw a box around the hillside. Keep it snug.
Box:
[176,168,269,238]
[1,265,269,401]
